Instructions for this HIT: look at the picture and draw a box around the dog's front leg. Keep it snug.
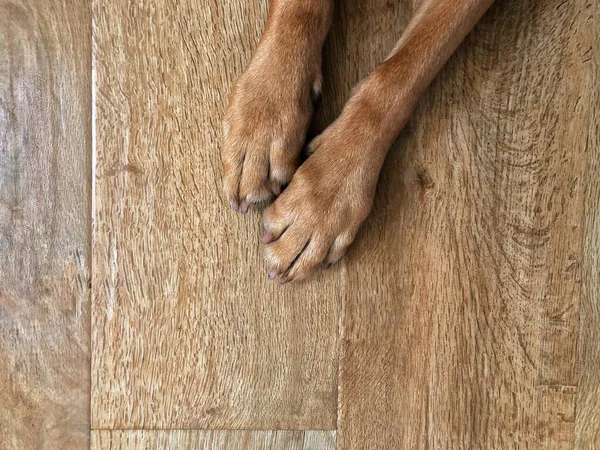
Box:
[262,0,494,282]
[222,0,333,214]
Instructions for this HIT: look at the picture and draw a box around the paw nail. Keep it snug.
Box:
[268,271,278,280]
[230,199,239,212]
[322,262,332,270]
[240,199,248,214]
[272,183,282,195]
[261,233,274,244]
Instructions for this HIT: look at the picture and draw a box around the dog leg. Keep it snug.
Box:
[262,0,494,282]
[222,0,333,213]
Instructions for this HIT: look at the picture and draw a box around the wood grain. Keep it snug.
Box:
[575,0,600,446]
[91,0,338,429]
[335,0,596,448]
[0,0,91,449]
[91,430,335,450]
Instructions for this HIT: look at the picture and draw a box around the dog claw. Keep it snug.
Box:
[261,233,274,244]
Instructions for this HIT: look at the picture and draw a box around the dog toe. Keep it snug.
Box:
[281,236,330,282]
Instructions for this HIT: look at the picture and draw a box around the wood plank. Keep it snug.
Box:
[91,430,336,450]
[336,0,594,448]
[91,0,338,429]
[575,0,600,446]
[0,0,91,449]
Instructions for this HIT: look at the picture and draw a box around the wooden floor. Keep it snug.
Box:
[1,0,598,449]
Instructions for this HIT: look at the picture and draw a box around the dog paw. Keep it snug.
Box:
[222,40,322,213]
[261,122,383,283]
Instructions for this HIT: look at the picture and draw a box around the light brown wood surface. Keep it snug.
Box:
[335,0,597,448]
[91,0,338,430]
[0,1,91,449]
[3,0,598,448]
[91,430,335,450]
[575,1,600,446]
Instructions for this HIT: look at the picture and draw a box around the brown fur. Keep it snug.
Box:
[223,0,494,282]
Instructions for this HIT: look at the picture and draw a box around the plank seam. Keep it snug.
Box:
[90,429,337,432]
